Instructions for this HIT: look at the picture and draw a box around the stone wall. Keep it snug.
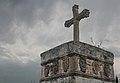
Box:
[40,41,115,83]
[40,76,114,83]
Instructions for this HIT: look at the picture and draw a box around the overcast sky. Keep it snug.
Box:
[0,0,120,83]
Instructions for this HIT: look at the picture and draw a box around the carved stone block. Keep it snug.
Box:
[62,56,69,72]
[92,61,100,75]
[79,56,86,73]
[44,65,50,77]
[51,60,59,75]
[104,63,111,78]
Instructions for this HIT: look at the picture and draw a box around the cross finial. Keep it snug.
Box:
[64,4,90,42]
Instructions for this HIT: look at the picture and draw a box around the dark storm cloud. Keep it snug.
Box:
[0,58,40,83]
[0,0,27,43]
[0,0,120,45]
[0,1,60,83]
[0,0,58,44]
[0,47,6,56]
[0,1,45,83]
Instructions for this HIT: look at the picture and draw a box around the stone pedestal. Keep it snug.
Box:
[40,41,115,83]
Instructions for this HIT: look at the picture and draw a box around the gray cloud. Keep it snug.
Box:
[65,0,120,42]
[0,0,58,44]
[106,46,120,57]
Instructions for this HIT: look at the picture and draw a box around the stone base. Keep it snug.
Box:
[40,41,115,83]
[41,76,114,83]
[76,76,114,83]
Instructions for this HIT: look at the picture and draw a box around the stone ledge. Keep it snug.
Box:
[40,71,115,82]
[40,41,114,63]
[41,53,114,66]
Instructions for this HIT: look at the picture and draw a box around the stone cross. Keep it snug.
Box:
[64,4,90,41]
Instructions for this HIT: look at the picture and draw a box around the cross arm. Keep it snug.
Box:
[64,18,73,27]
[76,9,90,21]
[64,9,90,27]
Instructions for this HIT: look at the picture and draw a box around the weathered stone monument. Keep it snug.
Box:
[40,4,115,83]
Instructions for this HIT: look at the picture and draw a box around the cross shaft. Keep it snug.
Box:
[73,5,79,41]
[64,4,90,42]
